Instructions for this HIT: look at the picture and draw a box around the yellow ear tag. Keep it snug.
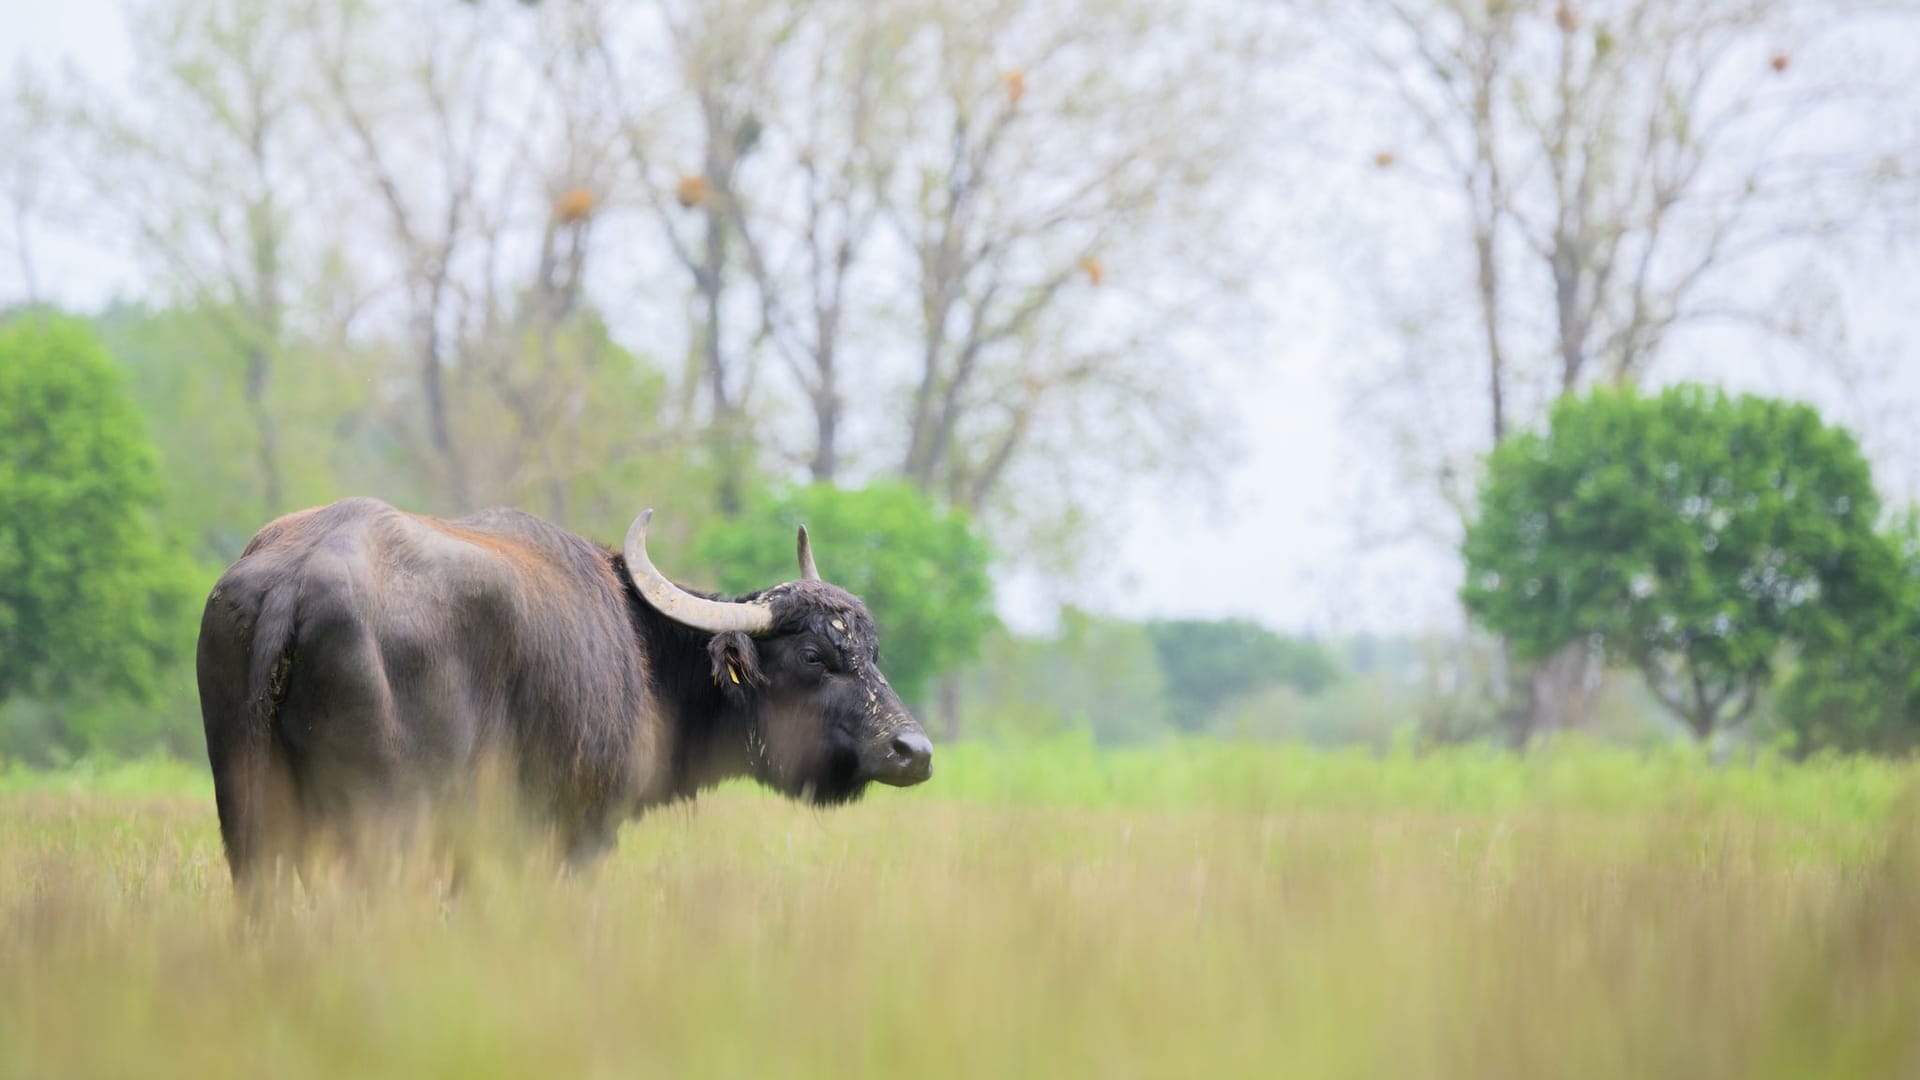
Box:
[728,662,740,685]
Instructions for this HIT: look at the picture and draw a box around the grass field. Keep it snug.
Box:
[5,739,1919,1078]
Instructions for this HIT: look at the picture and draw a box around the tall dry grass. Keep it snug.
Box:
[3,743,1918,1078]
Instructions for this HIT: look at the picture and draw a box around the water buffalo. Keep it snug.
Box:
[196,497,932,888]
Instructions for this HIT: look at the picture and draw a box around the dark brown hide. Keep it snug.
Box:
[197,498,929,889]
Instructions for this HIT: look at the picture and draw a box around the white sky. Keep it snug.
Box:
[4,1,1915,641]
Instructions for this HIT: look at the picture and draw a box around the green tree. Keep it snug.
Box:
[1776,513,1920,755]
[958,611,1172,745]
[693,482,995,707]
[1462,385,1893,742]
[0,316,197,712]
[1143,618,1341,731]
[94,303,401,564]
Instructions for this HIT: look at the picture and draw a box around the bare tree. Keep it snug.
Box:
[590,0,1259,531]
[0,74,54,307]
[870,0,1264,733]
[885,0,1255,517]
[587,0,806,513]
[720,2,904,486]
[1318,0,1916,742]
[301,0,694,528]
[303,0,534,511]
[58,0,314,517]
[458,4,631,525]
[582,0,1264,734]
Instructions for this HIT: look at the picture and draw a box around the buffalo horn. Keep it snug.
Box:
[796,524,821,581]
[622,510,775,635]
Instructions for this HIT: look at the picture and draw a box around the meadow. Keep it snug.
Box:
[4,739,1919,1079]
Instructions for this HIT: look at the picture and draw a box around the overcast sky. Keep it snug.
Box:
[6,2,1916,640]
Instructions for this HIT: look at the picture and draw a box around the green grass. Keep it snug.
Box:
[4,741,1919,1078]
[0,751,212,797]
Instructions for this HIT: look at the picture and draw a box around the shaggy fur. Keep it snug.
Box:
[197,497,927,888]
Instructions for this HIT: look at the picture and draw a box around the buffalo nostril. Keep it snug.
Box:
[888,731,933,780]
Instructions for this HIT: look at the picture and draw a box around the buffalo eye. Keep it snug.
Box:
[800,647,826,668]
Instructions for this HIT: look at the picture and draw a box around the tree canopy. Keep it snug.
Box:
[0,316,197,710]
[1776,513,1920,754]
[958,609,1172,745]
[1143,618,1341,730]
[1463,385,1894,741]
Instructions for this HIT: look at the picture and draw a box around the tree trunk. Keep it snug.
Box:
[12,203,37,306]
[902,323,946,485]
[696,199,747,515]
[1504,640,1600,749]
[1473,223,1507,445]
[1685,662,1722,743]
[1533,641,1600,740]
[244,174,284,516]
[810,386,838,484]
[1499,641,1534,750]
[243,342,282,515]
[417,287,467,510]
[937,671,962,743]
[1554,248,1587,392]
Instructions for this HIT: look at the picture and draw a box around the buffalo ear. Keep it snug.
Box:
[708,631,765,697]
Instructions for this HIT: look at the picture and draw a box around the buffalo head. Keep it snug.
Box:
[623,510,932,804]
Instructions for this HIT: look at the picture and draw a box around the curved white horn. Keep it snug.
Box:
[622,510,775,635]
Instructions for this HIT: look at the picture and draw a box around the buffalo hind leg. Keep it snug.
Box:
[198,622,304,910]
[216,741,304,909]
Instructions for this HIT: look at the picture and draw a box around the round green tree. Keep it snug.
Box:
[0,316,196,710]
[1143,618,1341,731]
[693,482,995,707]
[1462,384,1894,742]
[1776,512,1920,754]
